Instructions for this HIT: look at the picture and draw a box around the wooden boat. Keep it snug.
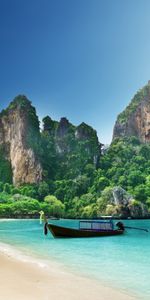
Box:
[45,220,124,238]
[40,211,148,238]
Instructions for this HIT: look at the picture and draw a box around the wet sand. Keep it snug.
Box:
[0,250,137,300]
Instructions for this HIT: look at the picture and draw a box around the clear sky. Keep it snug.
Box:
[0,0,150,144]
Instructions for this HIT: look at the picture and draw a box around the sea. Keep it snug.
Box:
[0,218,150,299]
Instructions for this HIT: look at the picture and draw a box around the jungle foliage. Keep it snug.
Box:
[1,136,150,218]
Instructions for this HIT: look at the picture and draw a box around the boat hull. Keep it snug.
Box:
[47,223,124,238]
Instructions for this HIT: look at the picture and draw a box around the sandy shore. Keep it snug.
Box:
[0,251,136,300]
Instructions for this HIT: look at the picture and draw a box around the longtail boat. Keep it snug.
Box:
[46,221,124,238]
[40,211,125,238]
[40,212,149,238]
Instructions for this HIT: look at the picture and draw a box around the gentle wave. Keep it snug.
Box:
[0,241,49,268]
[0,241,66,277]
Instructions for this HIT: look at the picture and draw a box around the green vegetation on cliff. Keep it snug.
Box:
[0,146,12,184]
[0,136,150,218]
[100,137,150,199]
[41,117,100,180]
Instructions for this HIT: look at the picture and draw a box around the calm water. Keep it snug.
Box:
[0,219,150,299]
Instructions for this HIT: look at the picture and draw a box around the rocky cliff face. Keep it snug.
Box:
[113,81,150,143]
[0,96,42,185]
[106,187,149,218]
[0,96,101,184]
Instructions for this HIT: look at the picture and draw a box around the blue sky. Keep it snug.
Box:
[0,0,150,144]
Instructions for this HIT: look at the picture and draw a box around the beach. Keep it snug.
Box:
[0,251,136,300]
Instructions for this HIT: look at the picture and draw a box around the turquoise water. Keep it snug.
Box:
[0,219,150,299]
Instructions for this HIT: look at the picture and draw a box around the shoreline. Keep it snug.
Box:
[0,243,137,300]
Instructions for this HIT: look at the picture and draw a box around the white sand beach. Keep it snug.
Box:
[0,250,136,300]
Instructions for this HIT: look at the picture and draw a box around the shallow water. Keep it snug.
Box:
[0,219,150,299]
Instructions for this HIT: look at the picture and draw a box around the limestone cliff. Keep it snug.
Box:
[75,123,100,167]
[113,81,150,142]
[0,95,42,185]
[106,187,149,218]
[42,117,101,179]
[0,95,101,184]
